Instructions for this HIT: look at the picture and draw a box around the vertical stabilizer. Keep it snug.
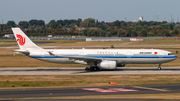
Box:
[12,27,42,50]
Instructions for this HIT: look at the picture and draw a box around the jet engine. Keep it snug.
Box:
[97,61,117,69]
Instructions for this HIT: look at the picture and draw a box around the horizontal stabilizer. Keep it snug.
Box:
[14,49,30,55]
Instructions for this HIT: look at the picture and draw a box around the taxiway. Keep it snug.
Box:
[0,84,180,98]
[1,67,180,75]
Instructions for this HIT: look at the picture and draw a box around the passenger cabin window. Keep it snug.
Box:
[168,53,173,55]
[97,51,119,54]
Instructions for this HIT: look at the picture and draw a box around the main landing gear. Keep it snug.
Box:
[85,66,100,71]
[158,64,162,70]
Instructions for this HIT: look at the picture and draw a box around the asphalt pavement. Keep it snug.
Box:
[1,67,180,75]
[19,99,180,101]
[0,84,180,99]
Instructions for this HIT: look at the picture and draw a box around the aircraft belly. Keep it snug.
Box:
[118,58,175,64]
[35,57,175,65]
[119,58,155,64]
[155,58,176,64]
[37,58,75,64]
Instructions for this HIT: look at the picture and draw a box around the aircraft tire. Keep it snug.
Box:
[85,67,90,71]
[158,67,161,70]
[95,67,100,71]
[90,66,95,71]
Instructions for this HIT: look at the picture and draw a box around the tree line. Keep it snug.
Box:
[0,18,180,37]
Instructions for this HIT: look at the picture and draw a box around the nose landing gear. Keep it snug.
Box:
[158,64,161,70]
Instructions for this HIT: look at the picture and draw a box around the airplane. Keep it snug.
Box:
[12,27,177,71]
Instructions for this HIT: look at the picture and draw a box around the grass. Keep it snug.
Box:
[0,55,85,68]
[0,39,85,47]
[32,39,180,47]
[2,93,180,100]
[0,75,180,88]
[0,93,180,100]
[26,93,180,100]
[7,93,180,100]
[1,38,180,47]
[36,38,180,46]
[0,81,75,88]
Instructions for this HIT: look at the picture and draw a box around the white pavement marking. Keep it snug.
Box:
[82,88,138,92]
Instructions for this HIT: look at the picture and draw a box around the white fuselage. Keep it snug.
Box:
[29,49,177,66]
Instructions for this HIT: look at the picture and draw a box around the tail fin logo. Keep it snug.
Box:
[16,34,25,46]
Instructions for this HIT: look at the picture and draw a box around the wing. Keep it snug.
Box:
[48,52,115,62]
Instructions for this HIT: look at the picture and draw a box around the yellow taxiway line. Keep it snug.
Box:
[132,86,170,92]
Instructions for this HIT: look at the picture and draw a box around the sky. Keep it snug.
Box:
[0,0,180,24]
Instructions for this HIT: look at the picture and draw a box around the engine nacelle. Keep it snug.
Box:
[117,64,126,67]
[97,61,117,69]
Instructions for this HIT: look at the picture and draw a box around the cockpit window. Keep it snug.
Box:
[168,53,173,55]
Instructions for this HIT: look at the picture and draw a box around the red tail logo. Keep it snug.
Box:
[16,34,25,46]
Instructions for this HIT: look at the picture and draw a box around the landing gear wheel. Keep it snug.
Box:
[95,67,100,71]
[90,67,95,71]
[158,67,161,70]
[158,64,162,70]
[85,67,90,71]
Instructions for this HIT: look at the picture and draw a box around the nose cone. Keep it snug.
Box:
[166,55,177,62]
[171,55,177,61]
[174,55,177,59]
